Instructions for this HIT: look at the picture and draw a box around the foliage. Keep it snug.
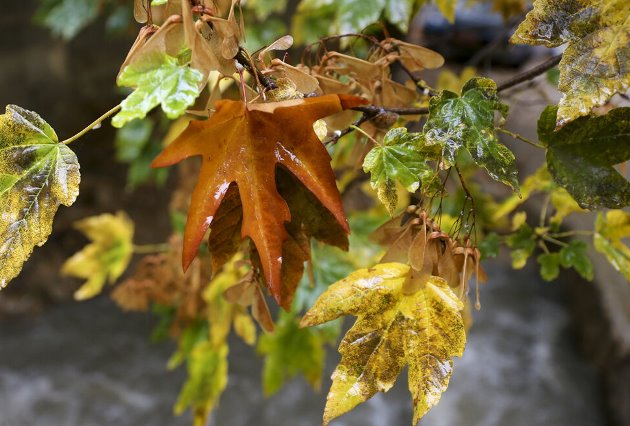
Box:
[302,263,466,425]
[151,95,365,308]
[363,127,439,214]
[594,210,630,282]
[113,53,204,128]
[512,0,630,128]
[114,118,169,189]
[35,0,100,39]
[3,0,630,425]
[0,105,80,289]
[62,212,134,300]
[538,105,630,209]
[257,309,330,396]
[424,77,517,190]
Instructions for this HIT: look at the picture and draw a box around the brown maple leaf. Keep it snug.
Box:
[151,94,366,308]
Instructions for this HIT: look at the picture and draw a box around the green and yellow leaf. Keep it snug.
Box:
[175,340,228,426]
[0,105,80,289]
[424,77,518,190]
[506,223,536,269]
[537,252,561,281]
[363,128,438,215]
[173,255,258,425]
[112,53,204,128]
[62,211,134,300]
[301,263,466,425]
[512,0,630,127]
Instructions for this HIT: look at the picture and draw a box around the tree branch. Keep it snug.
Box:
[325,105,430,145]
[497,54,562,92]
[352,105,429,115]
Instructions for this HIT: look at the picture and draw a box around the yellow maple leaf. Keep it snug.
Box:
[301,262,466,425]
[62,211,134,300]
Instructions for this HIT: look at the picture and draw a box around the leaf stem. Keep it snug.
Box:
[496,54,562,93]
[61,104,122,145]
[540,196,552,231]
[496,127,545,149]
[541,234,569,248]
[325,105,430,145]
[350,125,379,145]
[133,243,171,254]
[325,114,371,145]
[549,230,594,238]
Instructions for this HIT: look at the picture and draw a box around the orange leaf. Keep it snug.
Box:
[152,94,366,307]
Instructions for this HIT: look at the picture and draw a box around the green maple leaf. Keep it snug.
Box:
[559,240,593,281]
[512,0,630,127]
[424,77,518,190]
[112,53,204,128]
[537,253,561,281]
[257,310,331,396]
[301,263,466,425]
[35,0,99,39]
[114,118,168,189]
[538,106,630,209]
[363,128,438,214]
[0,105,80,289]
[247,0,288,19]
[506,223,536,269]
[292,0,428,43]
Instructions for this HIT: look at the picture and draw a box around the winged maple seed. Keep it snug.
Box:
[151,94,367,309]
[373,206,486,305]
[112,235,211,336]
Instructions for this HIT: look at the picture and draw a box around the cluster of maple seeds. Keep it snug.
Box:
[375,205,486,309]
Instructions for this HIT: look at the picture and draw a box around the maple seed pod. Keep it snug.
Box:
[372,111,399,129]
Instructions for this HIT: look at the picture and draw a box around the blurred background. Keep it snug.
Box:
[1,1,628,425]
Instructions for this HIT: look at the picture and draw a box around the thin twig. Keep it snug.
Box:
[133,243,171,254]
[395,60,438,97]
[454,164,476,241]
[549,230,594,238]
[541,234,569,247]
[61,104,122,145]
[352,105,429,115]
[325,114,371,145]
[496,127,545,149]
[497,54,562,93]
[325,105,430,145]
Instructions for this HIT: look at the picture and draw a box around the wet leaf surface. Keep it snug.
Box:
[538,106,630,209]
[424,78,518,191]
[512,0,630,127]
[0,105,80,289]
[151,95,366,308]
[301,263,465,425]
